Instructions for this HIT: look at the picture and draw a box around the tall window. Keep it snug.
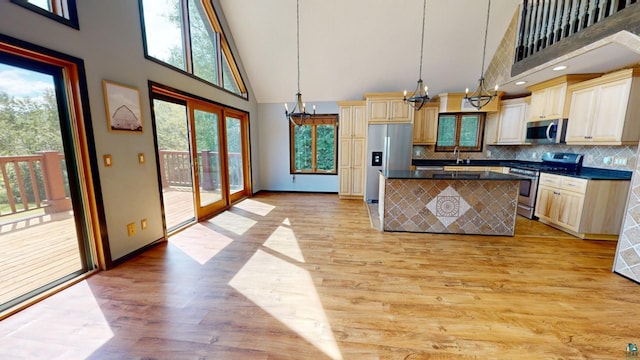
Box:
[436,113,485,152]
[290,115,338,174]
[140,0,247,99]
[10,0,79,29]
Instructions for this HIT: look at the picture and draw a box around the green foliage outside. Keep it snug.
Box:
[0,89,64,210]
[293,124,336,173]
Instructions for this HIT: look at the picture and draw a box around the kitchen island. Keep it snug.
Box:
[378,170,521,236]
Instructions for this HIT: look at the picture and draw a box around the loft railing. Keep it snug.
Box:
[515,0,637,62]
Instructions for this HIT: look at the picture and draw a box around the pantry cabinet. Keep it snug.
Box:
[365,92,412,123]
[412,103,439,145]
[526,74,600,122]
[535,173,629,240]
[338,101,366,199]
[565,68,640,145]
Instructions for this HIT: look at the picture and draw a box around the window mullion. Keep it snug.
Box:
[312,125,318,171]
[215,32,223,87]
[181,0,193,74]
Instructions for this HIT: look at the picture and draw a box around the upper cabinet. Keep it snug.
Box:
[412,103,439,145]
[339,101,366,138]
[486,97,529,145]
[526,74,600,122]
[433,92,501,113]
[365,93,412,123]
[565,68,640,145]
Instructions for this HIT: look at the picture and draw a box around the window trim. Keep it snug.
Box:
[435,112,485,152]
[138,0,248,100]
[289,114,338,175]
[10,0,79,29]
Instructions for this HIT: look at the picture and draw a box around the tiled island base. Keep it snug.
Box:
[379,173,519,236]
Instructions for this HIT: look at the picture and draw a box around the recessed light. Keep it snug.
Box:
[515,81,526,85]
[553,65,568,71]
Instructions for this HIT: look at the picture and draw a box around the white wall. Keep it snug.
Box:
[258,101,339,192]
[0,0,259,261]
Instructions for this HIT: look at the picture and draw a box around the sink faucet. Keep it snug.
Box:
[453,146,462,164]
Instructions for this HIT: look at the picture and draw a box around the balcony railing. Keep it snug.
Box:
[515,0,637,62]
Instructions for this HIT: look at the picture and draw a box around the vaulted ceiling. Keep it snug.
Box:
[219,0,522,104]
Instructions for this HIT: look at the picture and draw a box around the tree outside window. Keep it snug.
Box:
[140,0,247,98]
[290,115,337,174]
[435,113,485,152]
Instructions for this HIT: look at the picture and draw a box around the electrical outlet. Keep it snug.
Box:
[141,218,148,230]
[486,150,492,158]
[127,223,136,236]
[619,157,628,166]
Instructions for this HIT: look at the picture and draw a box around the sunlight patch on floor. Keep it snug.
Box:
[207,211,256,235]
[233,199,275,217]
[264,225,305,263]
[170,224,234,265]
[0,282,113,359]
[229,250,342,360]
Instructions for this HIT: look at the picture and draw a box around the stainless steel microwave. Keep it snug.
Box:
[525,119,567,144]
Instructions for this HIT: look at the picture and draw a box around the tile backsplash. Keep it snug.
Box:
[413,143,637,171]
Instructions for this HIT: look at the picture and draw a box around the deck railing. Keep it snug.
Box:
[0,151,69,217]
[1,149,243,218]
[515,0,636,62]
[158,150,244,190]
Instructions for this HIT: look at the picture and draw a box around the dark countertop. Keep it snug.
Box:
[411,159,632,181]
[382,170,523,181]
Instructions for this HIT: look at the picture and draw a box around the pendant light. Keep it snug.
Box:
[284,0,315,125]
[464,0,499,110]
[403,0,430,110]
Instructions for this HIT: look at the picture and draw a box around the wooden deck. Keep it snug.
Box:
[0,211,82,306]
[0,188,197,308]
[2,192,640,359]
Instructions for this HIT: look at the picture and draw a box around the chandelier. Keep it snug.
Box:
[284,0,314,125]
[403,0,430,110]
[464,0,498,110]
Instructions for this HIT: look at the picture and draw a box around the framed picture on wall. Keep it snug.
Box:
[102,80,143,133]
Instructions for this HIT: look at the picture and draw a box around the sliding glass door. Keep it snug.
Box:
[0,51,93,312]
[192,105,227,217]
[151,85,250,231]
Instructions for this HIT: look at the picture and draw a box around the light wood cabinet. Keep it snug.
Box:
[535,173,629,240]
[365,93,412,123]
[433,92,501,113]
[565,68,640,145]
[526,74,600,122]
[486,97,529,145]
[337,101,366,199]
[412,103,439,145]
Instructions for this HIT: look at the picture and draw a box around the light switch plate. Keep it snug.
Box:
[103,154,113,167]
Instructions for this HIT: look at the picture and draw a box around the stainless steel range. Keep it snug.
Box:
[508,152,584,219]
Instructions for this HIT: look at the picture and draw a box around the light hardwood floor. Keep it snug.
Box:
[1,192,640,359]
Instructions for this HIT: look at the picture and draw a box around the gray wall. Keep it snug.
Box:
[258,101,339,192]
[0,0,259,261]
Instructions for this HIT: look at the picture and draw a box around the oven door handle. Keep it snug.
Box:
[546,123,556,142]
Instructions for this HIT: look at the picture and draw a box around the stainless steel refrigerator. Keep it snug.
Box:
[365,123,413,202]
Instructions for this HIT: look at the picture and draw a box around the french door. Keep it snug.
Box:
[152,85,250,232]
